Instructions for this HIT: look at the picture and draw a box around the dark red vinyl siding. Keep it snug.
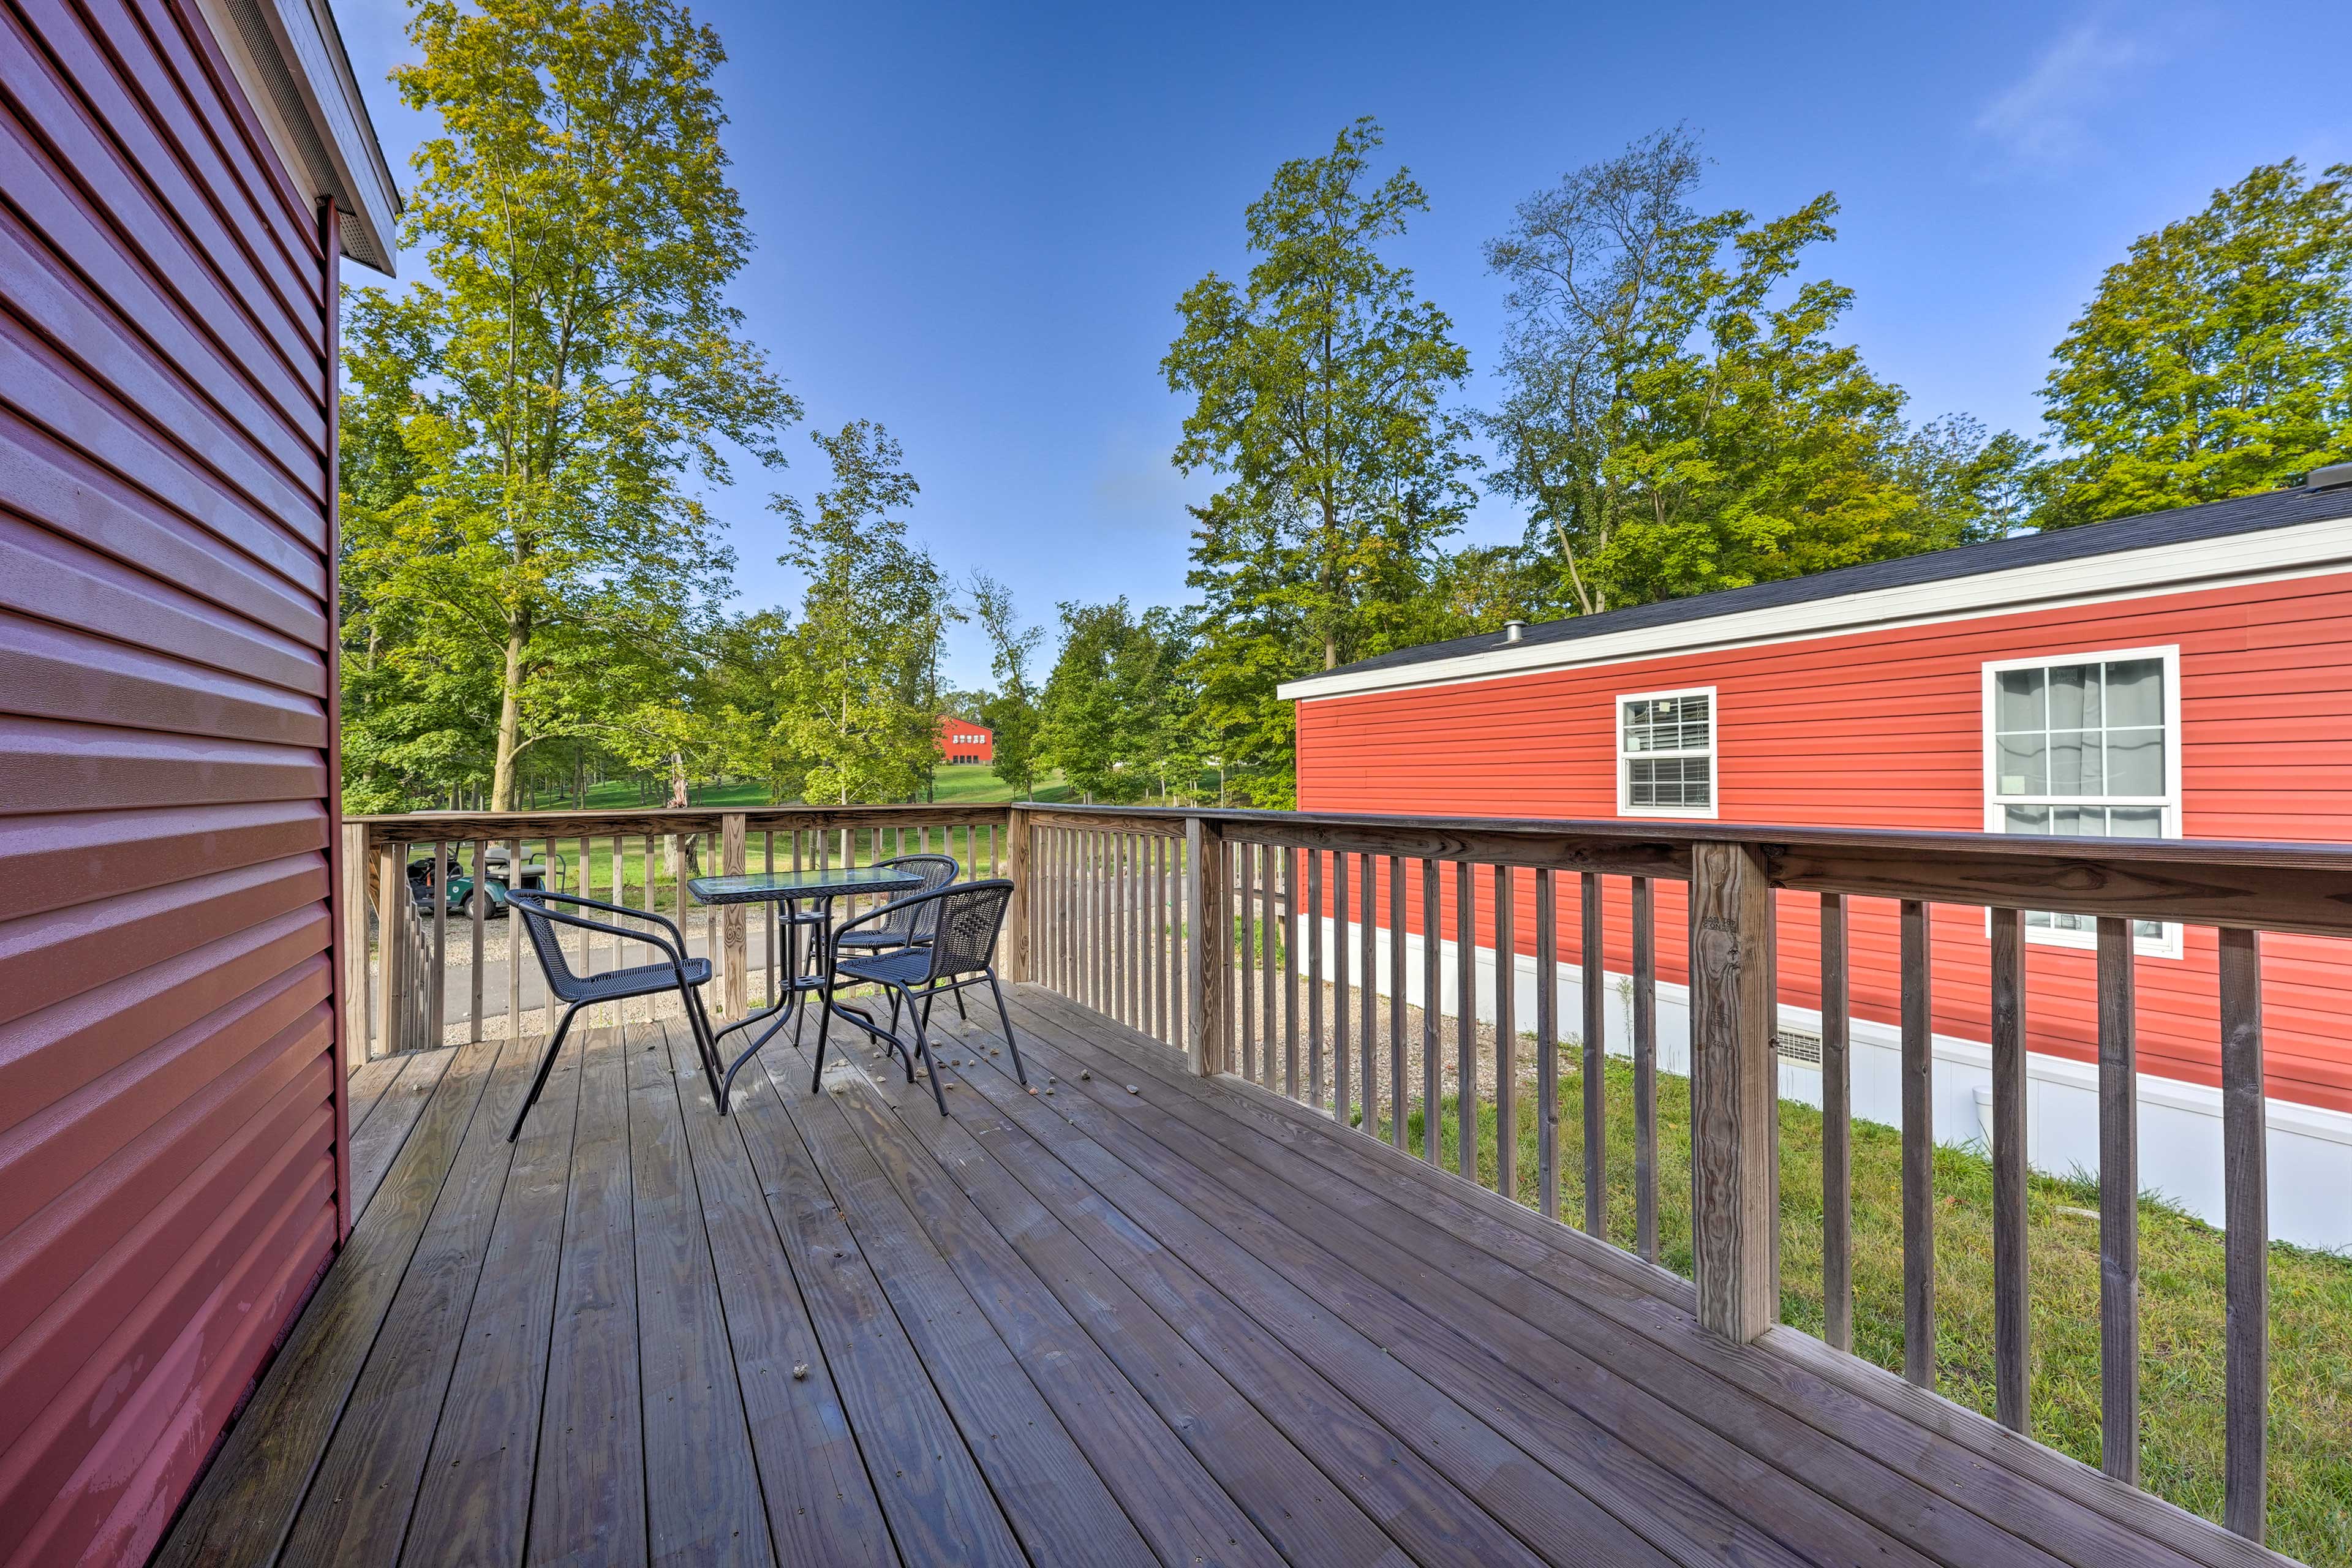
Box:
[0,1,345,1562]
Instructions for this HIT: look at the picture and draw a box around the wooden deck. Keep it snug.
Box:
[153,986,2266,1568]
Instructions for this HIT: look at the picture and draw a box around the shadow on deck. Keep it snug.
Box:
[154,987,2258,1567]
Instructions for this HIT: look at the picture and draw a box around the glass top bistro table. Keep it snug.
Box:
[686,865,924,1106]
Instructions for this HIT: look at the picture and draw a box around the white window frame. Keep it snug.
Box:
[1980,644,2183,959]
[1616,685,1719,820]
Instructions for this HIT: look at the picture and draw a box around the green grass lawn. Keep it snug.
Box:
[1358,1060,2351,1562]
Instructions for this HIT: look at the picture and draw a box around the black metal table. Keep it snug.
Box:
[687,865,924,1102]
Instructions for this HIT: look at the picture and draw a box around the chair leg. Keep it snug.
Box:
[809,981,834,1093]
[952,985,969,1022]
[987,973,1028,1086]
[905,989,949,1116]
[510,1003,580,1142]
[684,984,726,1113]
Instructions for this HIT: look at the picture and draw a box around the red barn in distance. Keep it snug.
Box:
[939,714,995,764]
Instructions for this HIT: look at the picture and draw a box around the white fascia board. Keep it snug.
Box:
[196,0,402,276]
[1278,511,2352,703]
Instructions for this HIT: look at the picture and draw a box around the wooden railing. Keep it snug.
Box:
[347,797,2350,1548]
[344,805,1017,1054]
[1016,804,2352,1551]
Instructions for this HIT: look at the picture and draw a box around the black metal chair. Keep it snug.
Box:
[835,854,962,1027]
[812,880,1025,1115]
[503,888,723,1140]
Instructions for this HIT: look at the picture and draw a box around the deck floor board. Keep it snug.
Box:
[155,986,2272,1568]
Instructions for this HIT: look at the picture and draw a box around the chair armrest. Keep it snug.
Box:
[508,891,692,968]
[530,888,694,950]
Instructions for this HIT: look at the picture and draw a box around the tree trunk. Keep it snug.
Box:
[489,618,528,810]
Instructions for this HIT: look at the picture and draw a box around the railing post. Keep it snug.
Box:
[373,842,405,1058]
[339,822,369,1076]
[1186,815,1226,1076]
[1003,807,1030,982]
[722,813,747,1017]
[1687,839,1779,1343]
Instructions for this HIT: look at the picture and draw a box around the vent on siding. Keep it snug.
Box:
[1775,1025,1824,1068]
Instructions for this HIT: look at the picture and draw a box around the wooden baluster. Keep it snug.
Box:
[1237,842,1256,1076]
[1421,856,1440,1164]
[1333,853,1351,1125]
[722,815,747,1021]
[607,834,625,1027]
[1493,864,1517,1198]
[1455,859,1476,1182]
[1098,831,1112,1016]
[1689,841,1777,1343]
[1308,851,1325,1112]
[1535,867,1559,1221]
[1818,891,1849,1344]
[1283,848,1300,1097]
[375,843,404,1057]
[430,839,448,1047]
[1268,847,1284,1087]
[1633,877,1659,1263]
[1141,834,1155,1035]
[469,840,487,1042]
[1901,899,1935,1387]
[1185,817,1224,1076]
[1989,905,2029,1429]
[2218,925,2267,1542]
[2097,916,2139,1484]
[1360,854,1378,1136]
[1581,872,1606,1237]
[1387,854,1405,1147]
[508,837,525,1042]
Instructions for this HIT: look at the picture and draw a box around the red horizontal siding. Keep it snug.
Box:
[1297,569,2352,1115]
[0,0,343,1561]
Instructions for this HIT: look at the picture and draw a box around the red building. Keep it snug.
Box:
[1285,478,2352,1250]
[0,2,396,1561]
[940,712,994,764]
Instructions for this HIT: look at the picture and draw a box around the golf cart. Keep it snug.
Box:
[406,845,560,918]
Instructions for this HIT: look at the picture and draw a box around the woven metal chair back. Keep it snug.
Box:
[875,854,959,940]
[505,891,586,1001]
[923,880,1013,982]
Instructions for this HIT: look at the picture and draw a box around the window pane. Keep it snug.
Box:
[2105,659,2164,727]
[2049,663,2100,729]
[2026,909,2054,927]
[2135,919,2164,940]
[2052,805,2106,835]
[1996,669,2044,733]
[2107,728,2163,796]
[2110,805,2163,837]
[2048,729,2103,796]
[1996,734,2046,795]
[2003,805,2049,832]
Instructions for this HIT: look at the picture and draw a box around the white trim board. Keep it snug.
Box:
[192,0,401,274]
[1278,512,2352,703]
[1302,914,2352,1253]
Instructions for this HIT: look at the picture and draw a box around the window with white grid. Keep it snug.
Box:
[1983,646,2181,957]
[1618,687,1717,818]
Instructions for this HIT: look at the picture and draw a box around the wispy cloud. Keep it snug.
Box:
[1975,17,2166,168]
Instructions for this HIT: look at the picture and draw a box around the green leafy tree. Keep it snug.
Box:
[2035,159,2352,525]
[343,0,799,810]
[1039,600,1194,804]
[775,422,952,804]
[1164,117,1474,801]
[968,572,1046,799]
[1482,127,2031,616]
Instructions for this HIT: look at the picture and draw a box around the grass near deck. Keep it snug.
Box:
[1359,1060,2351,1562]
[560,764,1079,811]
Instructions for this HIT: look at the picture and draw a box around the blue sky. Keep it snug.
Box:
[333,0,2352,688]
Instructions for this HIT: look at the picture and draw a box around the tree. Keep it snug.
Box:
[774,421,953,804]
[1039,601,1194,804]
[343,0,799,810]
[1481,127,2031,617]
[2035,159,2352,526]
[968,572,1045,799]
[1163,117,1474,802]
